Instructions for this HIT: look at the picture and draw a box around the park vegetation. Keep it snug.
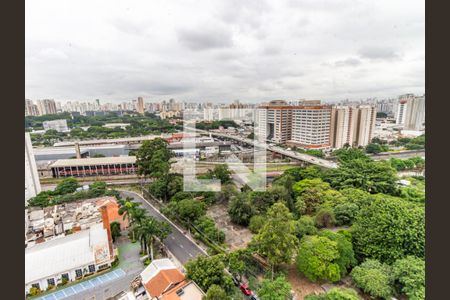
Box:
[138,137,425,300]
[26,112,180,146]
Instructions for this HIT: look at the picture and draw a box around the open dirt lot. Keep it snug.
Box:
[207,203,253,250]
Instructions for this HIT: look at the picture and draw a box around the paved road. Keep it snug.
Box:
[119,190,206,265]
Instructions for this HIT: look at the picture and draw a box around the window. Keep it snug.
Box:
[98,264,109,271]
[75,269,83,278]
[47,278,55,286]
[61,273,69,281]
[31,283,40,290]
[88,264,96,273]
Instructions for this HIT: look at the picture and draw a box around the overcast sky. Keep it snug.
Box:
[26,0,424,103]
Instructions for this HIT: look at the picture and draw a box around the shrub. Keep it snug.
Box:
[350,259,393,299]
[248,215,266,233]
[315,207,336,228]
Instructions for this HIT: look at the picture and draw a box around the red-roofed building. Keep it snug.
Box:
[139,258,204,300]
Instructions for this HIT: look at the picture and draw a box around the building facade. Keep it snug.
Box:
[49,156,137,178]
[290,103,332,149]
[330,105,377,148]
[354,105,377,147]
[396,94,414,125]
[25,133,41,205]
[25,99,40,116]
[25,223,114,294]
[137,97,145,114]
[43,119,69,132]
[404,95,425,130]
[257,100,293,144]
[330,106,353,149]
[37,99,57,115]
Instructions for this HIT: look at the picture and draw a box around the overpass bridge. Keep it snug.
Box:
[187,127,338,169]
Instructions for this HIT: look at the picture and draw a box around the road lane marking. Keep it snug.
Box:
[179,244,184,248]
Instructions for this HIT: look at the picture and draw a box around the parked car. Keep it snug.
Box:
[250,295,259,300]
[239,283,252,296]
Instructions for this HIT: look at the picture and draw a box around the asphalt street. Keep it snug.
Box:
[119,190,206,265]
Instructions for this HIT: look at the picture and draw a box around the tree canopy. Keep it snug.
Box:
[252,203,298,270]
[185,255,228,292]
[323,159,398,195]
[350,259,393,300]
[392,256,425,300]
[352,195,425,263]
[296,235,341,282]
[258,275,292,300]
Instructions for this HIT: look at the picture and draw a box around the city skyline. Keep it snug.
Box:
[26,0,424,102]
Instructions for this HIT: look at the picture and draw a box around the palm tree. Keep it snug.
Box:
[118,197,142,241]
[137,217,172,260]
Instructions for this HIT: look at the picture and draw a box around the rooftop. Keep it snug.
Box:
[49,156,136,168]
[25,223,110,284]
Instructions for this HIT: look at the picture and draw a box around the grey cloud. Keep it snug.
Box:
[358,46,402,60]
[177,26,234,51]
[335,58,362,67]
[25,0,424,102]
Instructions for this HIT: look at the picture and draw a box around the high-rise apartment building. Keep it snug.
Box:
[25,99,40,116]
[396,94,414,125]
[257,100,293,144]
[330,106,353,149]
[25,133,41,205]
[290,103,332,149]
[36,99,57,115]
[354,105,377,147]
[137,97,145,114]
[395,94,425,130]
[404,95,425,130]
[330,105,377,148]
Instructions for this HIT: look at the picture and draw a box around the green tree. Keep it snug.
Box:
[350,259,393,299]
[305,287,362,300]
[176,199,207,222]
[315,207,336,228]
[392,256,425,300]
[258,275,292,300]
[295,216,318,239]
[194,216,225,244]
[136,138,173,178]
[296,235,341,282]
[228,193,254,226]
[136,217,171,260]
[186,255,227,292]
[54,178,80,195]
[318,230,356,276]
[365,143,384,154]
[293,178,331,197]
[248,215,266,234]
[226,249,251,277]
[352,195,425,263]
[203,285,229,300]
[252,203,298,277]
[333,203,359,226]
[110,221,121,242]
[118,197,141,241]
[207,165,232,184]
[331,148,370,163]
[324,159,399,195]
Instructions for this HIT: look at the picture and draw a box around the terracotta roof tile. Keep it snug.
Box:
[143,269,185,298]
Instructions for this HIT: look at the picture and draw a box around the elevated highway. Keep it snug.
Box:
[187,127,338,169]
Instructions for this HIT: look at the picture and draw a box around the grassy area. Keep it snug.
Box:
[110,184,143,194]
